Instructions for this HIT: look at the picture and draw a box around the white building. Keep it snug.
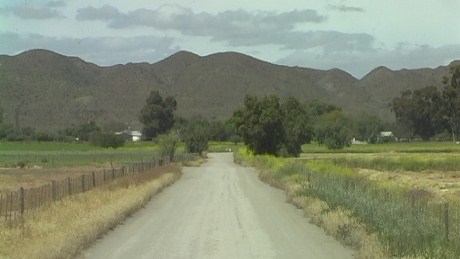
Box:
[115,129,142,142]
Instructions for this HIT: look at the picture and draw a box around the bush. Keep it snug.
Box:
[89,132,125,148]
[315,110,353,149]
[181,117,209,155]
[156,131,180,161]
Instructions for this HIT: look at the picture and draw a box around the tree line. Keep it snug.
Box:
[391,65,460,141]
[2,65,458,155]
[0,89,386,155]
[232,95,389,156]
[139,90,390,157]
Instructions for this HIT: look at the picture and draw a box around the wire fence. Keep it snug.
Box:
[0,153,196,222]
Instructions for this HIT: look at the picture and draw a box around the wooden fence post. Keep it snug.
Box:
[9,192,13,221]
[92,172,96,189]
[444,202,450,242]
[0,195,3,220]
[5,193,8,221]
[51,180,57,201]
[141,158,144,172]
[18,187,24,216]
[81,174,85,192]
[67,177,72,196]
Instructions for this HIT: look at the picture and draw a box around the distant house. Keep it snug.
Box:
[378,131,397,142]
[351,138,368,145]
[115,129,142,142]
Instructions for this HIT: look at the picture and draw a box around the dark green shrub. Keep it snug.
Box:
[89,132,125,148]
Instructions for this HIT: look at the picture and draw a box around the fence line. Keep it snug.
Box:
[0,153,196,222]
[297,162,460,256]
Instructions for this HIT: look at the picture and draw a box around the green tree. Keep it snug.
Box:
[234,95,316,156]
[208,120,228,141]
[308,100,341,119]
[78,121,101,141]
[35,131,54,142]
[354,113,385,143]
[233,95,284,155]
[62,121,101,141]
[224,117,241,144]
[315,110,353,149]
[0,124,14,141]
[156,131,181,161]
[0,105,3,124]
[441,65,460,141]
[281,97,312,156]
[391,86,443,140]
[139,91,177,140]
[89,132,125,148]
[182,117,209,154]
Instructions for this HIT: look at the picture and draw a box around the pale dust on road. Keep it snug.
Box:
[81,153,354,259]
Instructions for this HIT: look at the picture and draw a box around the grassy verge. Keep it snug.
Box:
[0,164,181,259]
[235,148,460,258]
[234,149,386,257]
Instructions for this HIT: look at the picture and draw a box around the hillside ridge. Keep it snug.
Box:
[0,49,456,131]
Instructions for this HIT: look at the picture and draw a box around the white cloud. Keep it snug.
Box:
[0,1,458,79]
[327,4,364,12]
[1,3,64,19]
[278,44,460,78]
[74,5,373,52]
[76,5,122,21]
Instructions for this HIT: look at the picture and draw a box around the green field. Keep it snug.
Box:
[302,141,460,154]
[301,142,460,172]
[0,141,243,168]
[0,142,163,168]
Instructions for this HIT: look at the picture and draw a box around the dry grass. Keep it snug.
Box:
[288,191,389,259]
[358,168,460,200]
[181,157,206,167]
[0,167,107,194]
[0,165,181,259]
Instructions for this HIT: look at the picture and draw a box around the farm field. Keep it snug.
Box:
[0,141,186,258]
[301,142,460,199]
[0,141,160,168]
[0,142,166,193]
[0,141,230,192]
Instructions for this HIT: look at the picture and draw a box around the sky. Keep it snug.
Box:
[0,0,459,78]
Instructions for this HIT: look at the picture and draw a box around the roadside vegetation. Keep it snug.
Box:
[0,164,181,259]
[235,143,460,258]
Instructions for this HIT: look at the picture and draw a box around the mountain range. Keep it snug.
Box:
[0,49,457,132]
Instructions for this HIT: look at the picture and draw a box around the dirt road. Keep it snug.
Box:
[81,153,354,258]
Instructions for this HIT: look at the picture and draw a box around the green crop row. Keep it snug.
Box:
[330,154,460,172]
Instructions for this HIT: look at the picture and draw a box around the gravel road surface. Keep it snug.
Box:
[81,153,354,259]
